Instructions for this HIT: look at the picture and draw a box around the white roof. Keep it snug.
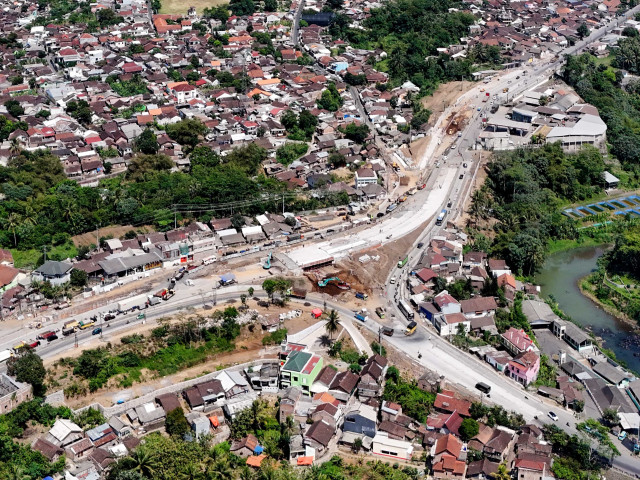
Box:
[372,432,414,451]
[241,225,264,236]
[286,246,334,268]
[547,114,606,139]
[256,214,269,226]
[603,171,619,183]
[49,419,82,442]
[217,228,238,237]
[217,370,248,392]
[105,238,122,249]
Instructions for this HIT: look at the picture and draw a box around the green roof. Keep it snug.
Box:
[283,351,312,373]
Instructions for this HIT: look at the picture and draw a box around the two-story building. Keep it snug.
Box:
[280,350,324,395]
[501,328,537,356]
[507,351,540,387]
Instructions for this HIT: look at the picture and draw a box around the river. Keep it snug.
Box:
[535,245,640,372]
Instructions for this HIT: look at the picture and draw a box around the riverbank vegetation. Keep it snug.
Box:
[468,143,606,276]
[581,222,640,325]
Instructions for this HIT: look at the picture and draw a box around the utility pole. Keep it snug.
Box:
[212,285,217,306]
[96,223,100,248]
[99,312,103,339]
[74,331,78,348]
[42,246,47,263]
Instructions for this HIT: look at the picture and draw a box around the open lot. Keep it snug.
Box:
[159,0,228,14]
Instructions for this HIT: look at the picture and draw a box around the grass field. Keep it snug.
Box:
[159,0,227,15]
[11,242,78,269]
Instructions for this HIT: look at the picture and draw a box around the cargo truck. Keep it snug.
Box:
[289,288,307,299]
[79,320,95,330]
[117,294,150,313]
[0,349,12,363]
[354,312,369,322]
[355,292,368,300]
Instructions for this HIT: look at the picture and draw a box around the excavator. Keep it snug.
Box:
[263,252,272,270]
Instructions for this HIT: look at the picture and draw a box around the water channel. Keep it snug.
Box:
[535,245,640,373]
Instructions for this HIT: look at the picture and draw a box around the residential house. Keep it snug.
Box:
[357,354,388,398]
[280,350,324,395]
[371,432,413,461]
[304,419,334,453]
[354,168,377,188]
[460,297,497,319]
[501,328,537,356]
[328,370,359,402]
[507,351,540,387]
[342,404,377,438]
[467,459,500,480]
[434,291,461,314]
[483,428,516,462]
[434,313,470,337]
[230,434,262,458]
[32,260,73,286]
[488,259,511,278]
[46,419,83,447]
[432,434,466,479]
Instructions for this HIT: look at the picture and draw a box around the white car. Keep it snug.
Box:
[548,411,559,422]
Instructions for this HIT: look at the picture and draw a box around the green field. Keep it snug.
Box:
[11,242,78,269]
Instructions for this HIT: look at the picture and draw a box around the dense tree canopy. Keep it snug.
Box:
[471,143,604,275]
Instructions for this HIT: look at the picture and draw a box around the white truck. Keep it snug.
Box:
[0,349,13,363]
[117,293,149,313]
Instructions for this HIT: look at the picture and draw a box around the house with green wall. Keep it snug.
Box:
[280,350,324,395]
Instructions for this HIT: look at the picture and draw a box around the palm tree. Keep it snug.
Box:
[2,212,22,247]
[9,138,21,158]
[207,459,234,480]
[178,462,205,480]
[494,463,511,480]
[121,449,157,477]
[5,465,29,480]
[324,309,340,340]
[249,399,270,432]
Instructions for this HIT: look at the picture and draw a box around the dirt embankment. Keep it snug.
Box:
[72,225,153,247]
[421,81,475,115]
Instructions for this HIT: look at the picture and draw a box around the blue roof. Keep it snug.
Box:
[44,477,54,480]
[254,445,264,454]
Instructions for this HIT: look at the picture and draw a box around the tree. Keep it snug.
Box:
[65,100,92,124]
[120,449,158,478]
[352,437,363,452]
[7,350,46,396]
[263,0,277,11]
[135,128,159,154]
[165,119,208,148]
[602,408,620,427]
[70,269,88,287]
[494,463,511,480]
[317,83,343,111]
[342,123,370,144]
[165,407,190,438]
[4,100,24,118]
[2,212,21,246]
[281,110,298,130]
[459,418,480,441]
[577,23,589,39]
[126,154,173,181]
[229,0,255,16]
[325,309,341,339]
